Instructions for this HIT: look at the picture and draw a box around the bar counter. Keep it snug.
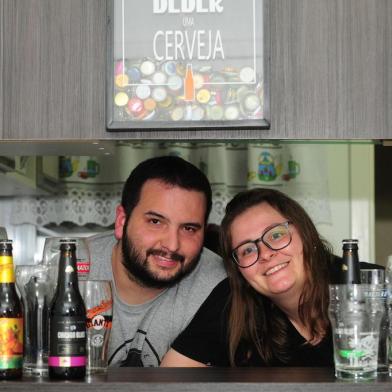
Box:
[1,367,391,392]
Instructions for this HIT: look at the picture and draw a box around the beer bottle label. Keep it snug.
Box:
[49,316,86,367]
[0,318,23,370]
[0,260,15,283]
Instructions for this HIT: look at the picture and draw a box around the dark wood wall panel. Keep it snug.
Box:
[2,0,107,139]
[271,0,391,139]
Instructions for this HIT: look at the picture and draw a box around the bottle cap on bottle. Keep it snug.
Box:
[59,238,77,244]
[342,239,359,250]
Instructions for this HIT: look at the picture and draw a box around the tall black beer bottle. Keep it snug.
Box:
[48,239,86,379]
[340,239,361,284]
[0,239,23,379]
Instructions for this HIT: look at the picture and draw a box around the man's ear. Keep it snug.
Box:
[114,205,127,240]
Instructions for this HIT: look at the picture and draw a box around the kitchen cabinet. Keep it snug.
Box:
[1,0,391,140]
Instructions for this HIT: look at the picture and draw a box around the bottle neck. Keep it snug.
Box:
[57,249,79,290]
[342,248,360,284]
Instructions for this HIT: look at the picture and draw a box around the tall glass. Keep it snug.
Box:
[328,284,385,380]
[15,264,57,376]
[79,280,113,375]
[360,269,389,373]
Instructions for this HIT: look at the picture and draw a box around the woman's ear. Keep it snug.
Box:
[114,205,127,240]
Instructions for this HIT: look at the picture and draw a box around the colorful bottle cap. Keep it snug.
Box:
[198,65,212,73]
[135,84,151,100]
[142,110,156,120]
[210,73,225,84]
[115,73,129,88]
[236,86,251,100]
[115,61,125,75]
[127,97,144,115]
[152,87,167,102]
[114,92,129,107]
[140,60,156,76]
[162,61,177,76]
[243,93,260,112]
[144,98,157,111]
[207,105,224,120]
[223,88,237,104]
[196,89,211,104]
[135,108,150,120]
[221,66,238,77]
[168,75,183,91]
[214,90,223,105]
[127,66,141,82]
[191,105,205,121]
[158,95,173,108]
[152,71,167,85]
[239,66,255,83]
[171,106,184,121]
[193,73,204,89]
[176,63,186,76]
[224,105,240,120]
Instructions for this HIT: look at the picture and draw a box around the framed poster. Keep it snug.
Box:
[107,0,270,130]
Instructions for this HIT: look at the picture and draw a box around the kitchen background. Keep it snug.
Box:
[0,140,386,268]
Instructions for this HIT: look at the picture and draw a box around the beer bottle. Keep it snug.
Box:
[0,240,23,379]
[48,239,86,379]
[340,239,361,284]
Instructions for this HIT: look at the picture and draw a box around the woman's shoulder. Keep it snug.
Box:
[198,277,231,310]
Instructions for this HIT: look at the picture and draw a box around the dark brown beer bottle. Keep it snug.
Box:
[48,239,86,379]
[340,239,361,284]
[0,239,23,379]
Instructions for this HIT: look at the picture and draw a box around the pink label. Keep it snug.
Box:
[48,356,86,367]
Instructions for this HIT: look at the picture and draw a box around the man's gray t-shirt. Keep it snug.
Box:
[87,231,226,367]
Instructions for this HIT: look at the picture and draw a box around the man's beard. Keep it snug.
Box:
[121,229,201,289]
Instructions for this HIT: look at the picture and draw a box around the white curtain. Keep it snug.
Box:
[10,142,331,230]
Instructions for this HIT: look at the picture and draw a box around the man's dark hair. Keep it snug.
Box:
[121,156,212,222]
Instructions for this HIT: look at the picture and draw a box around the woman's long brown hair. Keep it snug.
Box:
[220,188,333,366]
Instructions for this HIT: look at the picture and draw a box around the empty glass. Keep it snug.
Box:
[15,264,57,376]
[360,269,389,373]
[328,284,385,380]
[79,280,113,375]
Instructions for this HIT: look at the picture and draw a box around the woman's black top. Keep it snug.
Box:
[171,278,334,367]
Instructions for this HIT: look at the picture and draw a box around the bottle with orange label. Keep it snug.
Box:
[184,63,195,102]
[0,239,23,379]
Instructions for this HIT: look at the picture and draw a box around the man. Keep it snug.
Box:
[87,156,226,367]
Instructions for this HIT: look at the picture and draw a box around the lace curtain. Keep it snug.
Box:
[11,142,331,228]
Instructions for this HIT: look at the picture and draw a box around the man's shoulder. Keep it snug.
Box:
[87,231,116,279]
[196,247,226,276]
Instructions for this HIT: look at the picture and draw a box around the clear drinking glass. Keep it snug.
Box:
[15,264,57,376]
[79,280,113,375]
[360,269,389,373]
[42,237,91,281]
[328,284,385,380]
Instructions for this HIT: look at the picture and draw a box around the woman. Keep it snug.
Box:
[161,188,335,367]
